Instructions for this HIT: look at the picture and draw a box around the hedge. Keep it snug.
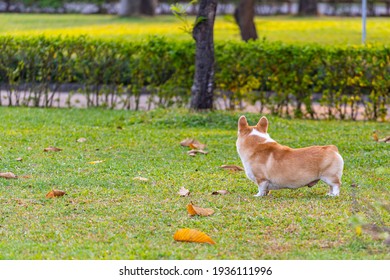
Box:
[0,35,389,120]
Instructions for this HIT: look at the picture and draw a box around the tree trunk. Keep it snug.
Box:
[5,0,11,12]
[118,0,140,16]
[118,0,157,16]
[190,0,218,110]
[298,0,318,16]
[140,0,158,16]
[234,0,258,42]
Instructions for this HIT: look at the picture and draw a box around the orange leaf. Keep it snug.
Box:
[44,146,62,152]
[187,204,198,216]
[372,131,379,142]
[188,143,197,149]
[46,189,66,198]
[180,138,206,150]
[220,165,244,171]
[173,228,216,245]
[187,203,214,216]
[0,172,18,179]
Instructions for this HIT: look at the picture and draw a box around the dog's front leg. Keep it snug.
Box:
[254,181,270,197]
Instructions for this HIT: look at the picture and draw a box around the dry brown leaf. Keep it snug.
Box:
[88,160,104,164]
[212,190,230,195]
[133,176,149,181]
[188,143,197,149]
[44,146,63,152]
[189,143,207,150]
[180,138,195,146]
[187,149,208,155]
[178,187,190,197]
[378,136,390,143]
[0,172,18,179]
[220,165,244,172]
[187,203,215,217]
[77,138,87,143]
[173,228,216,245]
[180,138,206,150]
[16,157,23,162]
[45,189,66,198]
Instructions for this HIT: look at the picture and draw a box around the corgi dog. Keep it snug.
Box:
[236,116,344,197]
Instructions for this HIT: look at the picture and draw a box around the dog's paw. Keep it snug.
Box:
[326,192,339,197]
[254,191,268,197]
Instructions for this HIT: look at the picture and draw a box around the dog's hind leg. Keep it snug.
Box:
[254,181,270,197]
[321,176,341,196]
[321,152,343,196]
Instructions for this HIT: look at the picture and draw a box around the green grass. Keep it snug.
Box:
[0,107,389,259]
[1,14,390,45]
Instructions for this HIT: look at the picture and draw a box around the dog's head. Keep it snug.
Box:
[237,116,275,143]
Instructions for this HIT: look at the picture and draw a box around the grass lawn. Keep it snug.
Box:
[1,14,390,45]
[0,107,389,259]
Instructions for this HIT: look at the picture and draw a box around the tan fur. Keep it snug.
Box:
[236,116,344,196]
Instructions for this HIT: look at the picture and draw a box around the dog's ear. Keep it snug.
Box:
[238,115,248,131]
[256,116,268,133]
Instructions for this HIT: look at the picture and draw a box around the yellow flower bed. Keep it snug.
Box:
[1,14,390,45]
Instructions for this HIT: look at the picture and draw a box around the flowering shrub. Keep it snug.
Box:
[0,35,388,120]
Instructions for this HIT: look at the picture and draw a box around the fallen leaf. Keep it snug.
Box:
[212,190,230,195]
[189,143,207,150]
[46,189,66,198]
[0,172,18,179]
[187,149,208,155]
[44,146,62,152]
[133,176,149,181]
[16,157,23,162]
[220,164,244,171]
[188,143,197,149]
[178,187,190,197]
[88,160,104,164]
[180,138,195,146]
[77,138,87,143]
[180,138,206,150]
[187,202,215,217]
[355,225,362,236]
[378,136,390,143]
[173,228,216,245]
[372,131,379,142]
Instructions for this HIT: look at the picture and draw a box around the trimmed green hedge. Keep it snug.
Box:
[0,36,389,120]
